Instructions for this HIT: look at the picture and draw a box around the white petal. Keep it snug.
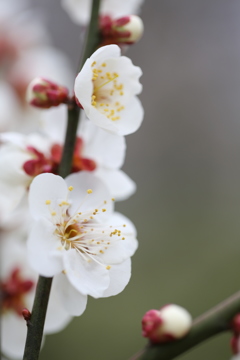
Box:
[63,249,110,298]
[0,144,32,185]
[79,117,126,169]
[86,96,144,136]
[0,183,26,223]
[27,218,64,277]
[98,56,142,97]
[2,313,28,359]
[54,273,88,316]
[65,172,114,221]
[94,168,136,201]
[29,173,68,221]
[74,58,93,108]
[108,212,137,236]
[0,132,26,147]
[96,212,138,264]
[101,258,131,298]
[44,277,73,332]
[90,44,121,63]
[40,105,67,142]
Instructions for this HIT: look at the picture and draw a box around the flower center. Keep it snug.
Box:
[91,61,125,121]
[45,187,127,270]
[1,268,34,316]
[23,137,96,177]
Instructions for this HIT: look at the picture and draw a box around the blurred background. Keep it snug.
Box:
[15,0,240,358]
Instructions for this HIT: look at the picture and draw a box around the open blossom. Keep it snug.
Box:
[74,45,143,135]
[61,0,144,26]
[1,238,72,359]
[27,172,138,316]
[0,112,135,218]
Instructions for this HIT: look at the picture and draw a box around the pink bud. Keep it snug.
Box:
[113,15,144,44]
[230,335,240,354]
[22,308,31,322]
[232,314,240,334]
[100,15,144,46]
[142,304,192,344]
[26,77,69,109]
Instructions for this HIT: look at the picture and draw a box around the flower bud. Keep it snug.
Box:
[100,15,144,45]
[22,308,31,322]
[230,335,240,355]
[26,77,69,109]
[232,314,240,334]
[113,15,144,44]
[142,304,192,344]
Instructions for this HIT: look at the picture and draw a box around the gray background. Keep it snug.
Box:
[28,1,240,359]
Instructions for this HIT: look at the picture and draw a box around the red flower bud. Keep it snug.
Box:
[142,304,192,344]
[26,77,69,109]
[100,15,144,46]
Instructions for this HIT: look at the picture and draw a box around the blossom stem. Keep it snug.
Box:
[23,276,52,360]
[131,291,240,360]
[22,1,101,359]
[58,0,101,179]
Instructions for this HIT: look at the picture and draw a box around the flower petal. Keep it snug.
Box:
[90,44,121,62]
[44,276,73,331]
[54,273,88,316]
[85,95,144,136]
[27,218,64,277]
[74,58,93,108]
[95,212,138,264]
[94,168,136,201]
[29,173,68,221]
[63,249,110,298]
[101,258,131,298]
[2,313,28,359]
[65,172,114,221]
[79,116,126,169]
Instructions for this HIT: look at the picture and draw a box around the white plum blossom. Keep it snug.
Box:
[74,45,144,135]
[27,172,138,316]
[61,0,144,26]
[1,237,72,359]
[0,110,136,219]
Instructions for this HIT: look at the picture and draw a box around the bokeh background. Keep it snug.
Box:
[26,0,240,358]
